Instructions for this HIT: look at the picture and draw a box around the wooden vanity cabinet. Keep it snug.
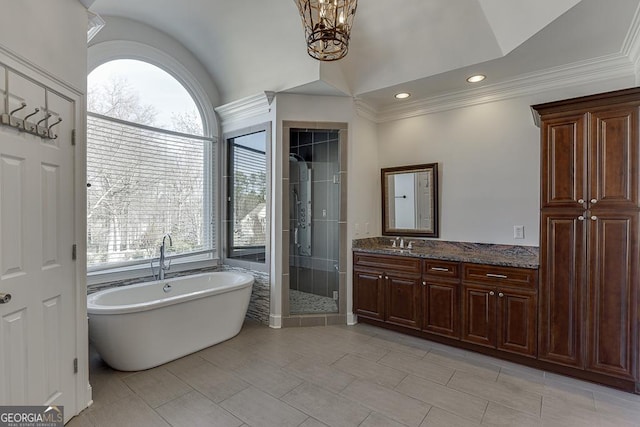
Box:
[422,260,460,338]
[461,264,538,357]
[353,253,422,328]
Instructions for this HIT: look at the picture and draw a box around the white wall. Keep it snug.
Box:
[0,0,88,91]
[376,77,636,246]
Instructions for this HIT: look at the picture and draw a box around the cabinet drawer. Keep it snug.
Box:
[463,264,537,289]
[354,253,421,274]
[424,260,460,279]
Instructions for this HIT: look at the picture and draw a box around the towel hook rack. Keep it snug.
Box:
[9,102,26,116]
[47,117,62,138]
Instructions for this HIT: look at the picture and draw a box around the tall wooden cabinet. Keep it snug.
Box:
[533,88,640,387]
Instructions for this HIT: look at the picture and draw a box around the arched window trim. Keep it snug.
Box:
[88,40,218,139]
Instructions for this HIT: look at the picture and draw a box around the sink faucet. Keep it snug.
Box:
[159,234,172,280]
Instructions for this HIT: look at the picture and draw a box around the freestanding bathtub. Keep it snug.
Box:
[87,271,254,371]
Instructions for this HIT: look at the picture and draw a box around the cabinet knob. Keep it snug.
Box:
[378,275,383,279]
[422,281,426,286]
[578,215,585,221]
[385,276,389,280]
[498,292,504,298]
[489,291,495,296]
[591,216,598,221]
[590,198,597,204]
[577,199,585,204]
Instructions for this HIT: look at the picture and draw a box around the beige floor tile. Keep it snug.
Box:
[282,382,370,427]
[299,417,330,427]
[155,390,243,427]
[542,382,596,412]
[246,341,305,367]
[395,375,488,423]
[174,360,249,403]
[359,412,407,427]
[163,353,209,376]
[366,335,429,358]
[594,394,640,425]
[66,413,94,427]
[541,391,599,427]
[87,395,170,427]
[232,358,303,397]
[482,402,541,427]
[122,366,192,408]
[378,351,455,385]
[342,379,431,427]
[496,368,546,396]
[448,371,542,416]
[420,407,481,427]
[86,370,134,412]
[332,354,407,388]
[198,343,254,370]
[219,386,308,427]
[423,349,500,382]
[284,355,357,393]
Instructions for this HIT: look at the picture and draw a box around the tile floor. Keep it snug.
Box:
[69,320,640,427]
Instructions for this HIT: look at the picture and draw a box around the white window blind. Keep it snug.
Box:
[87,112,215,269]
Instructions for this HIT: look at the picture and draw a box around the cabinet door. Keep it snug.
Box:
[586,212,638,380]
[590,107,639,209]
[497,289,537,357]
[539,210,585,368]
[353,270,385,321]
[461,284,496,348]
[386,274,421,330]
[541,113,588,209]
[423,279,459,338]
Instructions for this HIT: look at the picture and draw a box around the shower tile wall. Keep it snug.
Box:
[289,130,340,304]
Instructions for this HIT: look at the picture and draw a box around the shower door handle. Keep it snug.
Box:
[294,227,298,245]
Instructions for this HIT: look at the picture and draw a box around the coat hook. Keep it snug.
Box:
[24,108,39,121]
[36,113,51,127]
[47,117,62,139]
[9,102,27,116]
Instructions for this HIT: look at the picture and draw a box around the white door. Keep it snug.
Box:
[0,65,77,418]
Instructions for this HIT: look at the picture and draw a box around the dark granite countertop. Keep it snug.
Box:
[352,237,539,269]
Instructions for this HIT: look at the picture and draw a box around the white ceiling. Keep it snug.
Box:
[87,0,640,109]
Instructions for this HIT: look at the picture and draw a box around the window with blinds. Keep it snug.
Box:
[87,113,215,270]
[227,130,267,261]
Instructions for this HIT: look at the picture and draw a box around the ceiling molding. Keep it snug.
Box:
[354,98,378,122]
[374,53,634,123]
[621,1,640,83]
[214,91,275,127]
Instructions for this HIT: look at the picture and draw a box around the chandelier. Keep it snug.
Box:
[295,0,358,61]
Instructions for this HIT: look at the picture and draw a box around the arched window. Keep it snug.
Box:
[86,59,215,272]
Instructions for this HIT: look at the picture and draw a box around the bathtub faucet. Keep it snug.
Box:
[159,234,172,280]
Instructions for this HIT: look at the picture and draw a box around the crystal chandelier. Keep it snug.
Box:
[295,0,358,61]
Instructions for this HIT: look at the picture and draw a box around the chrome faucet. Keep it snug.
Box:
[159,234,172,280]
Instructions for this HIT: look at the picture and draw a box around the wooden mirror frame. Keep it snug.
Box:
[381,163,439,237]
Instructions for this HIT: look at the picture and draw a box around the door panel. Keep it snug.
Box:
[0,76,76,409]
[386,274,421,329]
[541,114,587,208]
[539,211,585,367]
[353,270,384,321]
[497,290,537,357]
[461,284,495,348]
[590,107,639,208]
[423,280,459,338]
[586,213,638,379]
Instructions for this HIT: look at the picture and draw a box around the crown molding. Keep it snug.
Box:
[374,54,634,123]
[214,91,275,127]
[353,98,377,122]
[621,1,640,83]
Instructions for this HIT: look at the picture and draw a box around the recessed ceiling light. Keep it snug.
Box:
[466,74,486,83]
[395,92,411,99]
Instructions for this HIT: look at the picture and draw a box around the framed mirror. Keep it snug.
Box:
[382,163,439,237]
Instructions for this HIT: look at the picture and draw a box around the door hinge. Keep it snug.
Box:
[72,244,77,260]
[71,129,76,146]
[73,358,78,374]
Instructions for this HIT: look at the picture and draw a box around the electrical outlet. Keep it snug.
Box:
[332,291,339,300]
[513,225,525,239]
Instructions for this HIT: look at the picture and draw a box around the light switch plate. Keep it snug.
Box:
[514,225,525,239]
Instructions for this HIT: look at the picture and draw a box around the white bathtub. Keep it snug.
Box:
[87,271,254,371]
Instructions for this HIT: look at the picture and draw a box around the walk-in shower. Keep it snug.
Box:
[288,129,341,314]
